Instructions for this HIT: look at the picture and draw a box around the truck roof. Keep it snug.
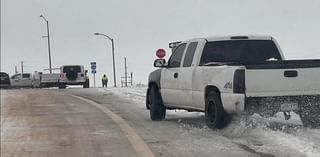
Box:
[60,65,84,67]
[205,35,272,42]
[180,35,273,43]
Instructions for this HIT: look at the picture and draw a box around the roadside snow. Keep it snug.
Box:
[99,86,320,157]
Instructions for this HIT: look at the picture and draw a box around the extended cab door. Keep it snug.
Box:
[161,43,186,105]
[177,41,199,107]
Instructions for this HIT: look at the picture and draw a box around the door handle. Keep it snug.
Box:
[174,73,178,78]
[284,70,298,78]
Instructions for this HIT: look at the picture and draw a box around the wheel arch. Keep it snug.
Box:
[148,69,161,89]
[146,82,160,109]
[205,85,221,101]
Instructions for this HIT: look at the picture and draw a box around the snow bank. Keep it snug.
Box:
[99,86,320,156]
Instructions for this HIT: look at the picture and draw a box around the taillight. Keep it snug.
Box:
[60,74,64,80]
[233,70,245,93]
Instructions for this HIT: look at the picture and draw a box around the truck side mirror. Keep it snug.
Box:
[154,59,166,68]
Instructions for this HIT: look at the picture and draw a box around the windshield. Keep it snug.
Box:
[0,72,9,78]
[200,40,282,65]
[63,66,81,73]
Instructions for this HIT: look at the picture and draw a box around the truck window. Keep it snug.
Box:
[0,72,9,78]
[168,43,186,68]
[63,66,81,73]
[22,74,30,78]
[11,74,21,79]
[183,42,198,67]
[200,40,282,65]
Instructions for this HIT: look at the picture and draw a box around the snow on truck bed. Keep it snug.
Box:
[101,86,320,157]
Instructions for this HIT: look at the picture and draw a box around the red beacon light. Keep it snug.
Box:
[156,49,166,59]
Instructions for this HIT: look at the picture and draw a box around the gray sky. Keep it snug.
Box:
[2,0,320,86]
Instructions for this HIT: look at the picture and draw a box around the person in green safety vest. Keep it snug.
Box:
[102,74,108,88]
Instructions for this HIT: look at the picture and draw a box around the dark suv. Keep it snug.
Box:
[0,72,11,88]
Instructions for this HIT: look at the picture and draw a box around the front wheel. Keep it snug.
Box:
[149,86,166,121]
[205,91,229,129]
[146,88,151,109]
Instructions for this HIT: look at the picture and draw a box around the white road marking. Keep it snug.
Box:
[70,95,156,157]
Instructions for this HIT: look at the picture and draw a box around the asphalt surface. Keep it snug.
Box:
[1,88,320,157]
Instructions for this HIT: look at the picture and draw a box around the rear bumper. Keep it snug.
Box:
[59,79,85,85]
[0,83,10,88]
[245,95,320,117]
[221,93,320,116]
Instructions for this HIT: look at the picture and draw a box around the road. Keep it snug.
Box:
[1,88,320,157]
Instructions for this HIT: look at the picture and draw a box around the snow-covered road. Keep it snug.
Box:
[2,87,319,157]
[108,86,320,157]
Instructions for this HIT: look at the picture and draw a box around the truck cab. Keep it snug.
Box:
[10,73,33,88]
[147,35,320,129]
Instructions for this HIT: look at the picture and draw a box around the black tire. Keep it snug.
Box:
[149,86,166,121]
[83,79,89,88]
[146,88,151,109]
[205,91,229,129]
[58,83,66,89]
[299,100,320,128]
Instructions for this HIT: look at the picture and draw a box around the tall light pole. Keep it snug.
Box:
[40,14,52,74]
[94,33,117,87]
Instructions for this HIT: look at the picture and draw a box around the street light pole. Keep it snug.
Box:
[94,33,117,87]
[40,14,52,74]
[111,38,116,87]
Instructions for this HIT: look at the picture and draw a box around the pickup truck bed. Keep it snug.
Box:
[246,60,320,97]
[246,59,320,69]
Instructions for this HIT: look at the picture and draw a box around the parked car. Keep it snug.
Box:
[10,73,33,88]
[147,35,320,129]
[58,65,89,89]
[0,72,11,88]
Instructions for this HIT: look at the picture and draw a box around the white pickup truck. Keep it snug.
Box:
[146,35,320,129]
[33,72,60,88]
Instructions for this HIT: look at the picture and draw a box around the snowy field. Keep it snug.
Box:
[103,86,320,157]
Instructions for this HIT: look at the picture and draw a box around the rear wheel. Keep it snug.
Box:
[58,83,66,89]
[149,86,166,121]
[205,91,229,129]
[83,79,89,88]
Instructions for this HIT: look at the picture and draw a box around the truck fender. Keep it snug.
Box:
[147,69,162,109]
[148,69,162,89]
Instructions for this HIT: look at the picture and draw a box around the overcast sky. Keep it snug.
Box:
[1,0,320,86]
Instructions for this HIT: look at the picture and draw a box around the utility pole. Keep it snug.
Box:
[40,15,52,74]
[124,57,128,87]
[21,61,24,73]
[130,72,133,86]
[15,66,18,73]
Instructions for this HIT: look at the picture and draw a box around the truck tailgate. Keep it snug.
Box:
[245,60,320,97]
